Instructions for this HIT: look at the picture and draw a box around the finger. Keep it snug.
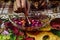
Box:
[14,1,18,12]
[16,0,21,8]
[21,0,26,8]
[27,1,30,12]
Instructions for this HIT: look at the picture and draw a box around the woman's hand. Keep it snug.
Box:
[14,0,30,13]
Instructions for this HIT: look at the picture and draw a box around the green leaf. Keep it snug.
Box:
[0,35,2,39]
[6,35,10,39]
[1,19,9,22]
[51,29,60,37]
[18,36,24,40]
[2,35,6,40]
[10,34,16,40]
[8,29,12,33]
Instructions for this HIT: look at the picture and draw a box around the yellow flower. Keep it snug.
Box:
[36,32,57,40]
[40,24,51,31]
[26,32,57,40]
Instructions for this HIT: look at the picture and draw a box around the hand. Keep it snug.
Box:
[14,0,30,13]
